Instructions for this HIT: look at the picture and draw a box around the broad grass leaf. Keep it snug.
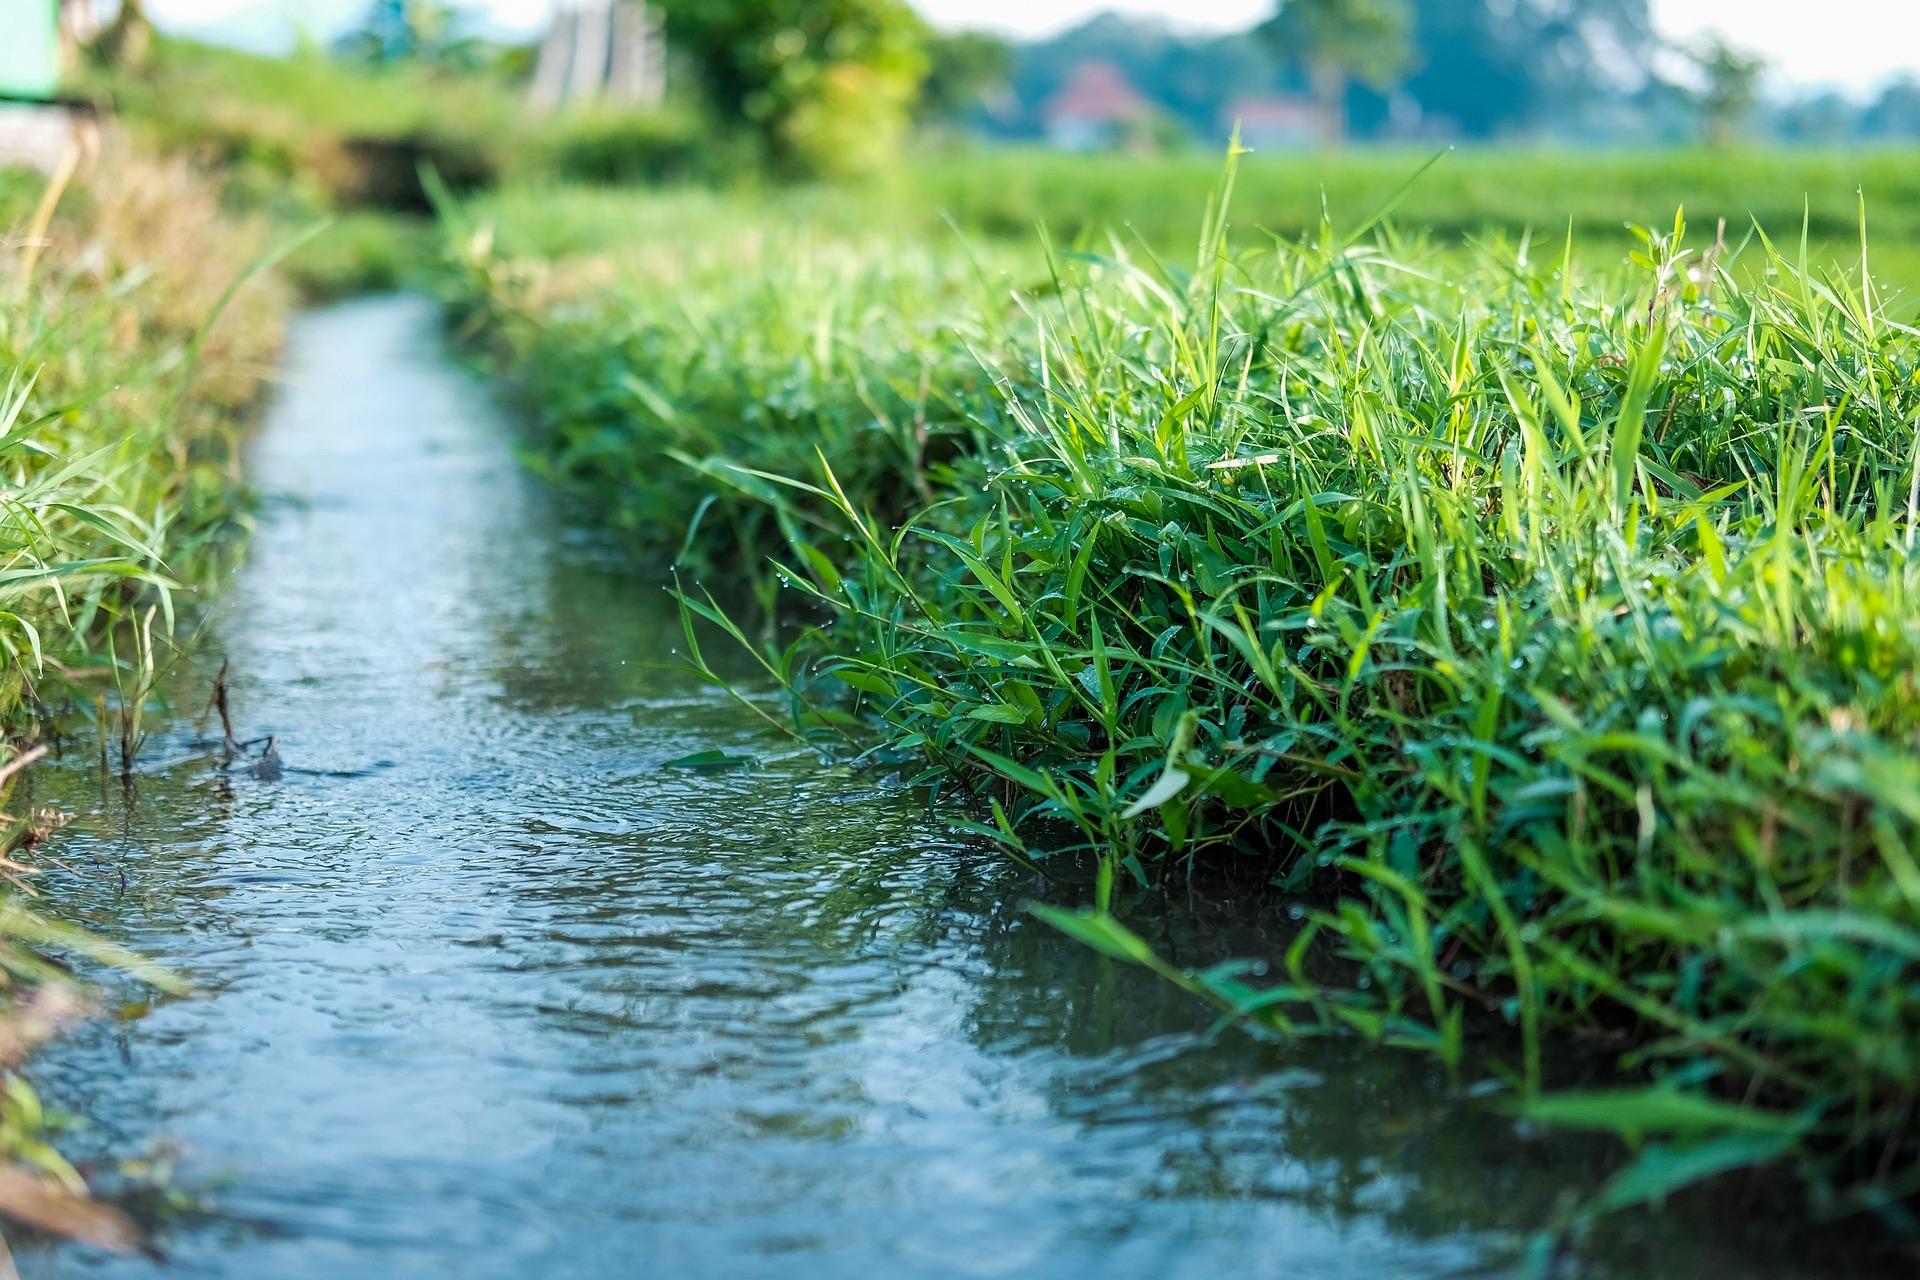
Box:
[1030,905,1157,966]
[1594,1131,1801,1213]
[1121,765,1191,819]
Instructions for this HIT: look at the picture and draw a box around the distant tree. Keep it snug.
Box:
[920,30,1010,122]
[1399,0,1660,140]
[1861,75,1920,139]
[1690,35,1764,146]
[1259,0,1412,145]
[657,0,927,179]
[999,1,1666,147]
[336,0,485,68]
[1772,90,1858,143]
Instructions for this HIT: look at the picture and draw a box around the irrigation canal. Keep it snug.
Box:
[13,296,1868,1278]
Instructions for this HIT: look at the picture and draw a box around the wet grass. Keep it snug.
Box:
[449,151,1920,1244]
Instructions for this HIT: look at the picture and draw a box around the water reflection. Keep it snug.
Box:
[9,298,1890,1278]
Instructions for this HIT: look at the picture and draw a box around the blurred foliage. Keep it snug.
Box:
[890,146,1920,275]
[657,0,929,178]
[88,35,517,214]
[1259,0,1413,142]
[335,0,488,70]
[919,30,1011,123]
[531,105,715,186]
[987,1,1667,145]
[80,33,718,293]
[1689,36,1767,145]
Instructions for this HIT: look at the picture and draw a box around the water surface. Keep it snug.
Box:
[15,297,1874,1278]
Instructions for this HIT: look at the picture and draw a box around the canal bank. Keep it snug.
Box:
[14,296,1884,1278]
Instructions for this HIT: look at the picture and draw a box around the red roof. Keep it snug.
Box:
[1043,61,1151,125]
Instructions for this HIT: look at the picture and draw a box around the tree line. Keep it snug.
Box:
[108,0,1919,181]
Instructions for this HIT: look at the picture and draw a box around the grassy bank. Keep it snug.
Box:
[0,152,286,1245]
[88,35,708,301]
[450,155,1920,1236]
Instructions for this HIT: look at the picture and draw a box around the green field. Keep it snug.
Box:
[905,145,1920,246]
[451,143,1920,319]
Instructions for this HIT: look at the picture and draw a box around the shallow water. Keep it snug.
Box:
[11,297,1879,1277]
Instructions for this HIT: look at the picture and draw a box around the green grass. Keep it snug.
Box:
[0,156,284,1245]
[95,36,518,200]
[81,37,716,301]
[449,151,1920,1235]
[93,36,711,229]
[283,211,437,299]
[1,157,284,733]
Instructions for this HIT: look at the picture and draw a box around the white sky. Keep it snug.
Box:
[146,0,1920,90]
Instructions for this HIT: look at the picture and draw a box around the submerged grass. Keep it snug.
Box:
[451,152,1920,1237]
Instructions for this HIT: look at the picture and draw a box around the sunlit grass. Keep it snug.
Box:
[452,152,1920,1232]
[0,154,283,1246]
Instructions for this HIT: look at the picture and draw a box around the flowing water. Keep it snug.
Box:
[11,297,1880,1277]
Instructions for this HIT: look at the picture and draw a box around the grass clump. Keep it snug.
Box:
[446,189,1019,567]
[0,152,286,1245]
[2,152,285,724]
[451,159,1920,1231]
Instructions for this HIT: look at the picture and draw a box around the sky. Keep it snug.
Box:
[145,0,1920,92]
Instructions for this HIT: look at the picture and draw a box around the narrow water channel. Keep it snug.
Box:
[13,298,1862,1277]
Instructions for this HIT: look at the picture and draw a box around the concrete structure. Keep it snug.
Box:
[530,0,666,111]
[1,0,62,101]
[0,0,98,175]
